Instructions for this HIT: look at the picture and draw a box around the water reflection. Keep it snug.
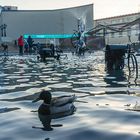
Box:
[0,53,140,139]
[38,114,53,131]
[104,70,127,88]
[0,107,20,113]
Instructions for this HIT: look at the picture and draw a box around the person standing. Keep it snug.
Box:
[27,36,34,54]
[18,35,24,55]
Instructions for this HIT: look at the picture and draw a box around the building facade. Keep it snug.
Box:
[94,12,140,45]
[0,4,93,45]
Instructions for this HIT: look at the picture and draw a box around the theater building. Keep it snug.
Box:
[0,4,94,47]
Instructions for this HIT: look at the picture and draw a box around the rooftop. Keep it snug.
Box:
[95,12,140,21]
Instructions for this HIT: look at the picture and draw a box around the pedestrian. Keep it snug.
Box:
[37,42,40,53]
[18,35,24,55]
[27,36,34,54]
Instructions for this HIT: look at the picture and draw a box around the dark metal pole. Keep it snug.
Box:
[103,27,106,47]
[138,23,140,44]
[3,24,7,37]
[0,24,3,37]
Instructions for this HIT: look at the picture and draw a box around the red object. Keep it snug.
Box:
[18,36,24,46]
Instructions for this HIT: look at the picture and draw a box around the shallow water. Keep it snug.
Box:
[0,52,140,140]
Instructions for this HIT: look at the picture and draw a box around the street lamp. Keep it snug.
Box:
[127,27,131,42]
[0,24,3,36]
[138,23,140,43]
[3,24,7,37]
[0,24,7,37]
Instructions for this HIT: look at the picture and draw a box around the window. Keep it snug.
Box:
[111,32,115,38]
[135,25,139,36]
[127,28,131,36]
[119,31,123,37]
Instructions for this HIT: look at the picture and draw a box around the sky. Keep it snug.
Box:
[0,0,140,19]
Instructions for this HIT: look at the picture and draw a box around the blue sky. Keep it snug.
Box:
[0,0,140,19]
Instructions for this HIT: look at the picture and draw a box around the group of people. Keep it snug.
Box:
[18,35,34,55]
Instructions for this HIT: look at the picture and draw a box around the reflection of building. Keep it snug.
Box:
[0,4,93,46]
[94,12,140,45]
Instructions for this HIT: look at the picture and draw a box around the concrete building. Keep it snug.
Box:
[0,4,93,46]
[94,12,140,45]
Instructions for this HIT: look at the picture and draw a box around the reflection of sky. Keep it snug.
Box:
[0,53,138,94]
[0,52,139,95]
[0,52,140,140]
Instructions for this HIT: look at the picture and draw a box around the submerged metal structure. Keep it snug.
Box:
[105,43,138,84]
[86,17,140,84]
[105,44,127,71]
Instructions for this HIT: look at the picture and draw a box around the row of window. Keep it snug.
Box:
[110,30,140,38]
[96,14,139,26]
[96,29,140,38]
[110,16,136,24]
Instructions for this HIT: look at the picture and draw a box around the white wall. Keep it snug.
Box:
[1,4,93,42]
